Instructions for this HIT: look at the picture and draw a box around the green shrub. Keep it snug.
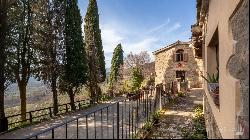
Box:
[177,91,186,97]
[143,121,153,131]
[131,67,144,91]
[182,104,207,139]
[99,94,112,102]
[152,110,161,122]
[119,80,132,94]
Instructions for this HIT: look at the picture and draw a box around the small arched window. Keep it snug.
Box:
[176,49,184,62]
[173,49,188,62]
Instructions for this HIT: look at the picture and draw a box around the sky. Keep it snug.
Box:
[78,0,196,68]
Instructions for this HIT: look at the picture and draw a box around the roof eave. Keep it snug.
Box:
[153,41,191,55]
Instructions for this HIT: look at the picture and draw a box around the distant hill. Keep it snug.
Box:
[6,68,112,96]
[5,77,47,96]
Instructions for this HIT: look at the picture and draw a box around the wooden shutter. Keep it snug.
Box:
[184,53,188,62]
[173,52,176,62]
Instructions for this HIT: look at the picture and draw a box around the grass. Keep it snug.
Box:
[134,109,163,139]
[5,93,90,130]
[4,83,114,132]
[5,94,88,116]
[143,121,154,131]
[152,110,161,123]
[4,83,113,116]
[7,101,93,131]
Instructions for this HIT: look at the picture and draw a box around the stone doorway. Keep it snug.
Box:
[176,71,186,82]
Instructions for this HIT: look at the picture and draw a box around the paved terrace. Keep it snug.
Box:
[0,92,157,139]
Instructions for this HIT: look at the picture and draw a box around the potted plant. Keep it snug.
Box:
[201,71,219,93]
[201,71,219,106]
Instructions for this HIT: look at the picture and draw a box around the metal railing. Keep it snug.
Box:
[6,99,90,131]
[25,84,172,139]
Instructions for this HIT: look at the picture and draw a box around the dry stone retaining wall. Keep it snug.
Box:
[203,94,223,139]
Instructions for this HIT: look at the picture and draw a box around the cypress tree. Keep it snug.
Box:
[33,0,66,115]
[84,0,106,103]
[60,0,88,110]
[109,44,124,91]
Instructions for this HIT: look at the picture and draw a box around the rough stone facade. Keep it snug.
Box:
[203,94,223,139]
[228,0,249,138]
[153,40,203,88]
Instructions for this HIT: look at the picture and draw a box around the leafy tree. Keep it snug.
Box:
[7,0,37,120]
[60,0,88,111]
[0,0,16,132]
[84,0,106,103]
[33,0,66,115]
[131,67,144,91]
[108,44,124,92]
[0,1,8,129]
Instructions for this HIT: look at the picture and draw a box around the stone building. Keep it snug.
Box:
[153,40,203,89]
[192,0,249,139]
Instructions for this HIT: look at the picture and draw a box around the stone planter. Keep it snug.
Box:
[210,86,219,107]
[208,83,219,93]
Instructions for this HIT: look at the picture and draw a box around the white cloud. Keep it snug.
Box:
[165,22,181,33]
[101,27,123,54]
[124,38,158,53]
[123,37,158,62]
[180,30,191,36]
[147,18,170,34]
[90,20,183,68]
[100,23,125,68]
[100,26,158,67]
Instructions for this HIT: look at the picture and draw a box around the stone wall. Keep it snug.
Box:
[154,41,203,88]
[203,94,223,139]
[228,0,249,138]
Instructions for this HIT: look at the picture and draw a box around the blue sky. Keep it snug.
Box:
[78,0,196,68]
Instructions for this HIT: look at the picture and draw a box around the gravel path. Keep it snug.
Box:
[147,88,204,139]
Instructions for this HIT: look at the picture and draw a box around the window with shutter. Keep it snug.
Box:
[175,49,184,62]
